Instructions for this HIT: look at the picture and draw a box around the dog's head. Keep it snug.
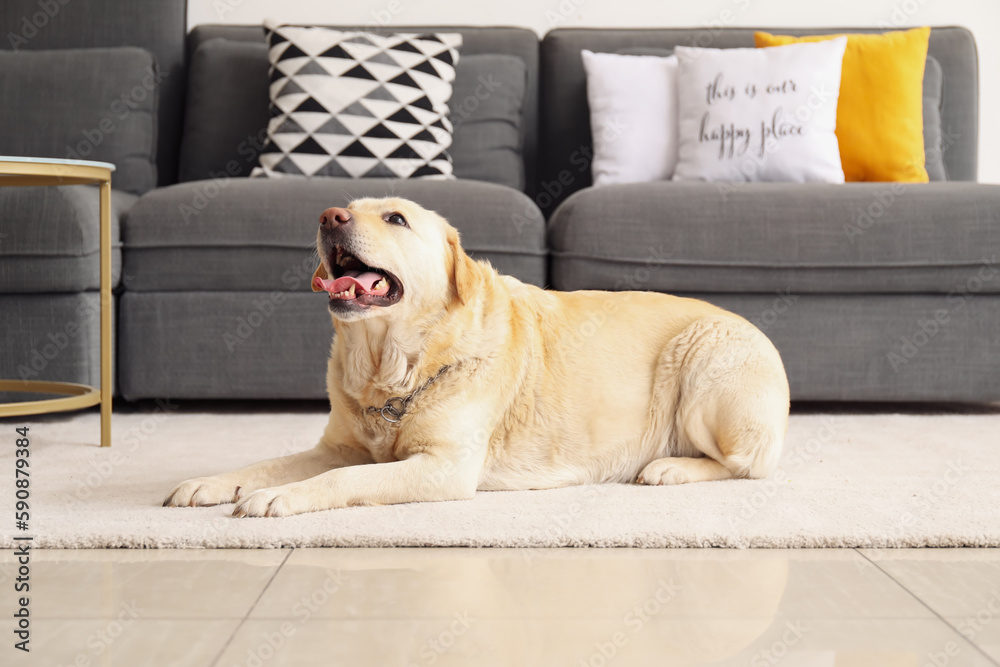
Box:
[312,197,474,322]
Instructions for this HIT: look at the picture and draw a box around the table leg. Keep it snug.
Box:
[100,180,112,447]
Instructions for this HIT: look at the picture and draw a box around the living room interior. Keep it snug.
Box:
[2,0,999,664]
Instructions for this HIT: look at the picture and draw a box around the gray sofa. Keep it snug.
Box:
[541,28,998,402]
[1,3,997,403]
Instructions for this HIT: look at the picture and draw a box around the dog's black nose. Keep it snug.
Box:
[320,207,352,228]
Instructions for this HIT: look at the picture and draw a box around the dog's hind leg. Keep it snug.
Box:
[637,317,789,487]
[637,456,735,485]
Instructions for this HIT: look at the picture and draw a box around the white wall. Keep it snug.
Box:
[188,0,999,182]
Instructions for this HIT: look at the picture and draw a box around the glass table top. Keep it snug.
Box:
[0,155,116,171]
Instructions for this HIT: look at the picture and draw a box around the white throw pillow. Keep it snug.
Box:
[672,38,848,183]
[582,50,679,186]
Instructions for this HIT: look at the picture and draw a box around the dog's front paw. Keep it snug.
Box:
[232,485,311,518]
[163,477,244,507]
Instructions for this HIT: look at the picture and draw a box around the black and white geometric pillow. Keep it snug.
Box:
[251,24,462,180]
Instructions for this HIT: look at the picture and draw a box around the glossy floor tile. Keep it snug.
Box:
[946,617,1000,663]
[2,548,999,667]
[0,548,289,619]
[861,549,1000,617]
[25,619,239,667]
[249,548,932,621]
[217,617,995,667]
[861,549,1000,663]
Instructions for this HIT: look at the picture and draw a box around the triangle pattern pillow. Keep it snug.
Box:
[252,23,462,180]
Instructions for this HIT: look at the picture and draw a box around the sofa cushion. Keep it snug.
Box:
[0,48,158,194]
[923,56,946,181]
[616,47,674,57]
[0,187,134,292]
[755,28,932,183]
[672,39,848,184]
[177,39,270,184]
[582,50,679,186]
[251,25,462,180]
[119,291,327,400]
[684,292,1000,402]
[178,26,538,192]
[0,1,186,188]
[0,293,115,393]
[448,54,528,190]
[123,178,546,291]
[548,182,1000,294]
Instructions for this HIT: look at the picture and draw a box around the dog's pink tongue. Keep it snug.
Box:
[313,270,389,298]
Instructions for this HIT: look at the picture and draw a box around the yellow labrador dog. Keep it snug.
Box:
[164,198,789,517]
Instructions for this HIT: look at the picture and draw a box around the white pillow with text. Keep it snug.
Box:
[672,38,847,183]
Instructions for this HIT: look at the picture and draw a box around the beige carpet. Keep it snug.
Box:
[1,406,998,549]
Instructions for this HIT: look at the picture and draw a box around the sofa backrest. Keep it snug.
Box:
[539,26,979,213]
[179,24,539,195]
[0,47,159,194]
[0,0,187,188]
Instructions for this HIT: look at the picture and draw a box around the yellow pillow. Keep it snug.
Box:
[755,27,931,183]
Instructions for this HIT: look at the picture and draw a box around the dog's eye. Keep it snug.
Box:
[387,213,408,227]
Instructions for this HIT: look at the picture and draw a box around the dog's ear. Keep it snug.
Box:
[447,228,476,306]
[311,262,329,292]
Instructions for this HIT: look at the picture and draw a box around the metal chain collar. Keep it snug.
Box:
[366,365,451,424]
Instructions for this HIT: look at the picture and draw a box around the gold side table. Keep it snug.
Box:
[0,156,115,447]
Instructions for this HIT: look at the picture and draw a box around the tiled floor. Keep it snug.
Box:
[1,548,998,666]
